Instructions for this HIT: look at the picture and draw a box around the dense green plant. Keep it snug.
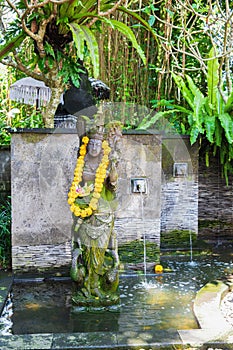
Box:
[0,0,150,127]
[99,0,215,106]
[0,66,44,145]
[170,50,233,184]
[0,198,11,269]
[138,48,233,183]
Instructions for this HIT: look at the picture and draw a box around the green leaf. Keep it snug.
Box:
[190,125,200,145]
[110,19,146,65]
[185,75,205,126]
[218,113,233,144]
[186,75,204,101]
[148,15,155,26]
[68,23,85,61]
[204,114,215,143]
[0,32,26,60]
[171,73,194,109]
[80,26,99,78]
[136,109,180,130]
[117,6,159,44]
[224,91,233,113]
[167,104,191,114]
[214,118,222,147]
[59,2,70,18]
[207,48,219,113]
[205,151,209,167]
[44,42,55,59]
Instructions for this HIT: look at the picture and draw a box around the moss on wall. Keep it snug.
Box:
[160,230,197,249]
[118,239,160,264]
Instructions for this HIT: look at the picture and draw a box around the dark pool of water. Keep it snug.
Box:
[1,253,232,335]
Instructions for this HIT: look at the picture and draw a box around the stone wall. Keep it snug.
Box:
[0,146,11,201]
[198,155,233,242]
[161,136,199,235]
[11,131,162,272]
[116,133,162,246]
[8,129,233,272]
[11,130,79,271]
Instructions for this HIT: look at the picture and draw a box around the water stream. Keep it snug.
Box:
[140,189,147,281]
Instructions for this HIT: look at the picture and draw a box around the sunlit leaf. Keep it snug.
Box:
[171,73,194,109]
[0,32,26,60]
[207,48,219,113]
[218,113,233,144]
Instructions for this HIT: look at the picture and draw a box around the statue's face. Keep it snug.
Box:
[87,138,102,157]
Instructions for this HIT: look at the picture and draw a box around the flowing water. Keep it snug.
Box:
[0,253,232,335]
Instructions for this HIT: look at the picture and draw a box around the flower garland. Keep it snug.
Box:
[67,136,111,218]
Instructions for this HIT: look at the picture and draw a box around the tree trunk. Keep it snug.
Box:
[43,82,64,128]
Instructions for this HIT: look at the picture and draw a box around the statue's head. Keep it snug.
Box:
[87,131,103,158]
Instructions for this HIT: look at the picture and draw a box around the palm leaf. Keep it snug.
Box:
[0,32,26,60]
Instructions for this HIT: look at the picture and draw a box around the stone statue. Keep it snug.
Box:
[68,122,122,307]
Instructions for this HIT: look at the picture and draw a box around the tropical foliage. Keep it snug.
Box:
[170,49,233,183]
[137,47,233,183]
[0,66,44,144]
[0,198,11,268]
[0,0,233,179]
[0,0,149,127]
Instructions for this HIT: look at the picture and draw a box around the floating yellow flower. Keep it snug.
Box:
[155,264,163,273]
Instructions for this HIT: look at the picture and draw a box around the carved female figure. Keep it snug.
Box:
[68,124,121,306]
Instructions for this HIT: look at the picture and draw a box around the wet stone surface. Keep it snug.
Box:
[221,289,233,327]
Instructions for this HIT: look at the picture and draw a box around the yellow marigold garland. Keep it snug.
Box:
[67,136,111,218]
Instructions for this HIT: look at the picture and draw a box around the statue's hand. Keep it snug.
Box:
[109,162,118,184]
